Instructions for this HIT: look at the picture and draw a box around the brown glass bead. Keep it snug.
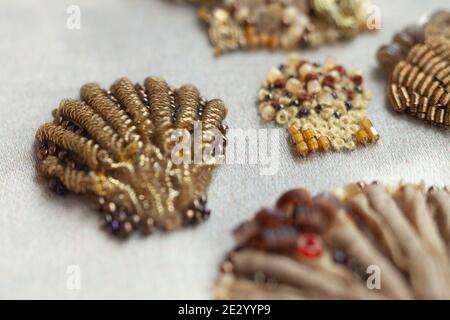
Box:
[276,189,313,216]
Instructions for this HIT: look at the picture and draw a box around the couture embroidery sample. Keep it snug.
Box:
[214,183,450,299]
[36,77,227,238]
[195,0,374,55]
[377,10,450,127]
[258,54,379,157]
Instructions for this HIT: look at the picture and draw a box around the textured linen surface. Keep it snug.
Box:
[0,0,449,299]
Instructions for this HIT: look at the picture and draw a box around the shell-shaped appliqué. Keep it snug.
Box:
[36,77,227,238]
[377,10,450,127]
[388,40,450,127]
[214,183,450,300]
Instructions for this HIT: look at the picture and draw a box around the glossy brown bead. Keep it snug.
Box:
[276,189,313,216]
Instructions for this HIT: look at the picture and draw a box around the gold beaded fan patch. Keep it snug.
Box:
[214,183,450,299]
[195,0,373,55]
[377,10,450,127]
[258,54,379,157]
[36,77,227,238]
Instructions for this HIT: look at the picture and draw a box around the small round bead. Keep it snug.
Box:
[307,80,321,94]
[267,67,283,83]
[275,109,289,125]
[261,104,276,121]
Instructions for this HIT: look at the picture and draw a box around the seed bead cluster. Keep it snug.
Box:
[258,54,379,156]
[196,0,372,55]
[36,77,227,238]
[215,183,450,300]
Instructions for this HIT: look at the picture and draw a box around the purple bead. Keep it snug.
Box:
[111,220,120,232]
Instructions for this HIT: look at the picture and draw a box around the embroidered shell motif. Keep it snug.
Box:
[36,77,227,238]
[214,183,450,300]
[197,0,372,55]
[377,10,450,127]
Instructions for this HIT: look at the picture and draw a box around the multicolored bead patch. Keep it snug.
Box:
[258,54,379,157]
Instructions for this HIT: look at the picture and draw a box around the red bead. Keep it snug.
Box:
[296,233,322,259]
[274,79,287,88]
[351,75,364,86]
[305,73,319,82]
[333,65,346,76]
[322,75,335,89]
[297,91,311,102]
[346,89,355,100]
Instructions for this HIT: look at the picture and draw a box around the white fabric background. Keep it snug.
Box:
[0,0,449,299]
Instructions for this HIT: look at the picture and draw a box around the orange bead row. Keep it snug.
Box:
[354,118,380,145]
[245,27,281,50]
[288,126,331,157]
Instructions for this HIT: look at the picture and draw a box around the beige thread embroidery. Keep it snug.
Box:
[214,183,450,300]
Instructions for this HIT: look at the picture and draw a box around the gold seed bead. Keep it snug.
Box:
[302,128,315,140]
[288,125,300,136]
[307,138,319,153]
[292,133,304,144]
[355,129,370,145]
[366,127,380,142]
[317,136,331,152]
[296,141,309,157]
[359,118,373,130]
[359,118,380,142]
[214,47,223,57]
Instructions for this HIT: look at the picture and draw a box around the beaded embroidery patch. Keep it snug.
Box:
[36,77,227,238]
[377,10,450,127]
[195,0,373,55]
[214,183,450,299]
[258,54,379,157]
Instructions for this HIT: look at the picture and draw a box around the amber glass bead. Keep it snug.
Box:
[292,133,304,144]
[302,128,315,140]
[366,127,380,142]
[317,136,331,151]
[355,129,370,145]
[259,33,270,47]
[214,47,223,56]
[296,141,309,156]
[306,138,319,152]
[288,126,300,136]
[359,118,373,130]
[268,35,280,49]
[247,35,260,48]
